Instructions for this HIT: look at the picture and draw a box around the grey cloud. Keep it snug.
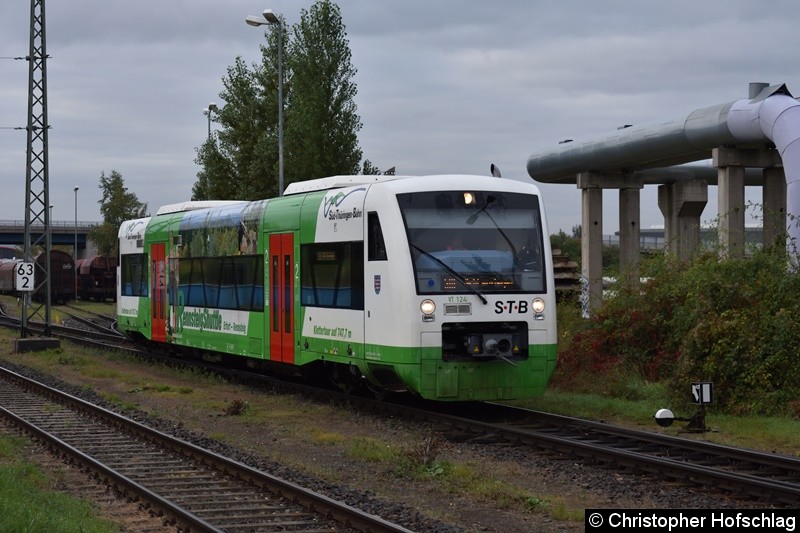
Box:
[1,0,799,235]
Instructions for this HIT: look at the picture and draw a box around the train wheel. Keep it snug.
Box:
[366,383,388,402]
[326,362,361,395]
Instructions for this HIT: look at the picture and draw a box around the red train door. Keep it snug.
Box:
[151,242,167,342]
[269,233,294,364]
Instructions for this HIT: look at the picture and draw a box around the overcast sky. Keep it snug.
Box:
[2,1,799,234]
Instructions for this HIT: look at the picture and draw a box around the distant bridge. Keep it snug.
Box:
[0,220,100,258]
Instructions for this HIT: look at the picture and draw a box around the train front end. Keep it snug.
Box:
[359,175,557,401]
[116,216,152,341]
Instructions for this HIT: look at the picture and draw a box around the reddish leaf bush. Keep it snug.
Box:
[554,247,800,416]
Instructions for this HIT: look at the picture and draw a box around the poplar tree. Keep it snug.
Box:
[194,56,270,201]
[284,0,362,184]
[193,0,371,200]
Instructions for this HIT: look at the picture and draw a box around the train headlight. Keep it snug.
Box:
[532,298,545,314]
[420,299,436,315]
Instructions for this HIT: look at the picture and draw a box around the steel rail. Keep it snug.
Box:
[0,366,413,533]
[490,404,800,474]
[59,308,121,337]
[4,303,797,506]
[392,402,800,505]
[0,405,221,532]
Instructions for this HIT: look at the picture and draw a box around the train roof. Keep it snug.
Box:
[283,174,409,195]
[151,174,540,218]
[156,200,246,215]
[282,173,540,196]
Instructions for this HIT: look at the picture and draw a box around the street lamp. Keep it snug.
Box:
[74,186,79,298]
[203,102,218,140]
[246,9,284,197]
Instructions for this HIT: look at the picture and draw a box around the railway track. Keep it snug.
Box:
[1,305,797,509]
[161,357,800,507]
[86,343,800,508]
[410,401,800,506]
[0,365,412,533]
[0,304,134,351]
[62,304,120,336]
[64,303,118,325]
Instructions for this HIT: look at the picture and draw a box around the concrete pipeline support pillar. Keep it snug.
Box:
[763,166,787,249]
[577,172,603,317]
[715,146,746,258]
[658,179,708,260]
[576,171,644,316]
[619,178,643,291]
[714,145,783,256]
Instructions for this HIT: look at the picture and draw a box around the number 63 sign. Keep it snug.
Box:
[15,262,35,292]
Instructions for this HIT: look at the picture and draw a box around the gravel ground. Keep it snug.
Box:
[0,353,774,532]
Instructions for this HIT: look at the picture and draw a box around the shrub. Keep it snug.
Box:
[224,399,249,416]
[555,245,800,416]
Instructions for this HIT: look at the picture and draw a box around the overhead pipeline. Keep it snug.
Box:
[526,83,800,247]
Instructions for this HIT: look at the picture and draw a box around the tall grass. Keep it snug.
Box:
[0,434,117,533]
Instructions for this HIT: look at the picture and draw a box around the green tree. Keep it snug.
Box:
[194,0,372,200]
[285,0,363,183]
[194,55,275,200]
[89,170,148,256]
[361,159,381,175]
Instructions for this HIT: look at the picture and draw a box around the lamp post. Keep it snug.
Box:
[246,9,284,197]
[73,186,79,299]
[203,102,218,140]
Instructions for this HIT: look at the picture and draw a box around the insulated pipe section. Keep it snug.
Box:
[526,83,800,247]
[526,101,738,184]
[727,93,800,248]
[526,85,795,183]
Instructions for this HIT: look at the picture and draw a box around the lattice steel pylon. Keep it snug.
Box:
[21,0,52,338]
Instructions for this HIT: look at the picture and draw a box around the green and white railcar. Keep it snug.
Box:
[117,174,557,401]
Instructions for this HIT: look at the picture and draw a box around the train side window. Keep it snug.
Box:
[179,258,203,307]
[301,242,364,310]
[121,253,148,296]
[202,257,222,308]
[176,255,263,311]
[367,212,387,261]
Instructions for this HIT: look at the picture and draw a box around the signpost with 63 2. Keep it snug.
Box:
[15,262,35,292]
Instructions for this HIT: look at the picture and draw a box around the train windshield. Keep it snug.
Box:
[398,190,546,294]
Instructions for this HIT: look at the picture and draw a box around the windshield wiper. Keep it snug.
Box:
[467,195,518,258]
[410,243,488,305]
